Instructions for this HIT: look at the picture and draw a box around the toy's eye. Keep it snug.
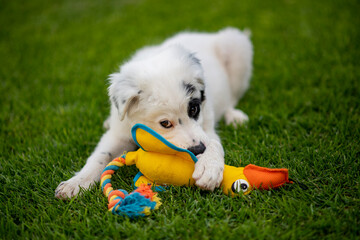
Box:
[231,179,250,193]
[160,120,173,128]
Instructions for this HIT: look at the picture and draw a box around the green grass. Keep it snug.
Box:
[1,0,359,239]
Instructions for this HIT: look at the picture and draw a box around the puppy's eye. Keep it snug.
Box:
[188,98,201,120]
[160,120,173,128]
[189,105,199,116]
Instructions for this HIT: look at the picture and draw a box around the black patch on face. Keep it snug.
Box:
[179,119,182,125]
[188,98,201,120]
[200,90,206,102]
[183,82,196,95]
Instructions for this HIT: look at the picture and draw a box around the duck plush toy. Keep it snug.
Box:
[100,124,292,218]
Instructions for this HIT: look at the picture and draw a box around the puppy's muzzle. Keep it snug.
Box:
[187,142,206,156]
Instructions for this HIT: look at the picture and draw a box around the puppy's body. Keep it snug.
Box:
[55,27,253,199]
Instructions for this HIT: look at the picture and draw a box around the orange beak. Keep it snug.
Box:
[243,164,293,190]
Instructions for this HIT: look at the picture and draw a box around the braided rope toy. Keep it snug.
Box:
[100,156,161,218]
[100,124,292,218]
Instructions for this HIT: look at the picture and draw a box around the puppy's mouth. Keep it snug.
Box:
[187,142,206,156]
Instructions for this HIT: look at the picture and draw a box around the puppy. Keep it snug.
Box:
[55,27,253,199]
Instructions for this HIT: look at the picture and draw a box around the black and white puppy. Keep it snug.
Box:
[55,27,253,199]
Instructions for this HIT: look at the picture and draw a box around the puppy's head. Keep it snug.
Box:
[109,45,208,155]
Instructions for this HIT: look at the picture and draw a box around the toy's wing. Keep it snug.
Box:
[131,124,198,163]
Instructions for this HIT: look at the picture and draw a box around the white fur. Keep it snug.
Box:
[55,27,253,199]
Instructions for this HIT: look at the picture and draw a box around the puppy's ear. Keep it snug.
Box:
[108,73,141,121]
[121,94,140,120]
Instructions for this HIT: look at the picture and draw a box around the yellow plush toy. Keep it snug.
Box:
[100,124,292,217]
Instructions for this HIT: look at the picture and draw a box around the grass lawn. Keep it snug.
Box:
[1,0,359,239]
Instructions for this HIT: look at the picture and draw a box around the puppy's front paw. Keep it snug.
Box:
[55,177,93,200]
[192,156,224,191]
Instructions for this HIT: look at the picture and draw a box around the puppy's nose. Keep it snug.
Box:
[187,142,206,156]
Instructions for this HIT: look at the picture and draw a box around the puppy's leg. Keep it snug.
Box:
[224,108,249,127]
[55,130,135,199]
[192,129,225,191]
[215,28,253,128]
